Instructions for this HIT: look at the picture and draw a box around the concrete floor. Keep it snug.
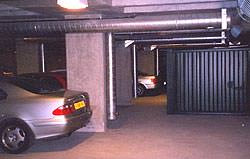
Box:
[1,95,250,159]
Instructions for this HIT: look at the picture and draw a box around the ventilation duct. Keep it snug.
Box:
[0,11,228,37]
[230,0,250,41]
[238,0,250,22]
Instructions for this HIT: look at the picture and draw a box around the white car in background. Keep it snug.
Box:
[137,71,159,96]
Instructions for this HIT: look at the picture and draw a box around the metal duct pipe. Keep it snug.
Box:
[115,28,226,35]
[133,36,226,43]
[154,42,227,49]
[0,11,229,36]
[229,1,250,41]
[238,0,250,22]
[115,29,226,41]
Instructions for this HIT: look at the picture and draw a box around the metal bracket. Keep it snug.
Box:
[221,8,227,44]
[150,45,157,51]
[125,40,134,48]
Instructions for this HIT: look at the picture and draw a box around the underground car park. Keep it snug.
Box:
[0,0,250,157]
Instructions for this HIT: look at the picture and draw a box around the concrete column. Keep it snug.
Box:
[16,40,40,74]
[66,33,106,132]
[115,41,133,106]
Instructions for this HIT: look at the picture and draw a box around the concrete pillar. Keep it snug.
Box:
[16,40,40,74]
[115,41,133,106]
[66,33,106,132]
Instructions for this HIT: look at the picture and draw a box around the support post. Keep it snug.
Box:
[40,43,45,72]
[132,44,137,98]
[108,32,117,120]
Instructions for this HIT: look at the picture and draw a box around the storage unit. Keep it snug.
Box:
[165,48,250,114]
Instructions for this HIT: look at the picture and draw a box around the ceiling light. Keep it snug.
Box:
[57,0,88,9]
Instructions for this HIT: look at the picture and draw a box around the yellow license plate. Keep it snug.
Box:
[74,101,85,110]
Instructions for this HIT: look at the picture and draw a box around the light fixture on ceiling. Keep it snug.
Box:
[57,0,88,9]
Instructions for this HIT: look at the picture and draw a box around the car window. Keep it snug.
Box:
[39,76,63,92]
[7,76,63,94]
[0,88,7,100]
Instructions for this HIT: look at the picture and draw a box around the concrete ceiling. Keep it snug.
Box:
[0,0,238,21]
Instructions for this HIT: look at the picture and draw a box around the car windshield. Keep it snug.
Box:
[6,76,64,94]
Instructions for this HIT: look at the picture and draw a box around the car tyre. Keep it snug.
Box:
[136,84,146,97]
[0,120,33,154]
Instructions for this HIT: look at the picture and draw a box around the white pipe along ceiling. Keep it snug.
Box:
[0,0,248,44]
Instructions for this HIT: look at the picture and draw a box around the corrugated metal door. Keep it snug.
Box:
[166,48,250,114]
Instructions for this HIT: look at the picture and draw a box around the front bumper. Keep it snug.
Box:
[144,83,158,89]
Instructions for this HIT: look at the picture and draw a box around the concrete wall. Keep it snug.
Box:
[16,40,40,74]
[44,41,66,71]
[137,49,155,75]
[66,33,107,132]
[0,40,16,72]
[115,41,133,106]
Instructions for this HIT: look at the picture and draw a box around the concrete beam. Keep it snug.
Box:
[88,0,112,6]
[0,0,112,8]
[112,0,236,6]
[124,1,237,13]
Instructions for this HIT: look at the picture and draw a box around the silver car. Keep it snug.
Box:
[0,77,92,154]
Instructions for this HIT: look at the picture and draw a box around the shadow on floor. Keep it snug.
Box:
[26,132,93,154]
